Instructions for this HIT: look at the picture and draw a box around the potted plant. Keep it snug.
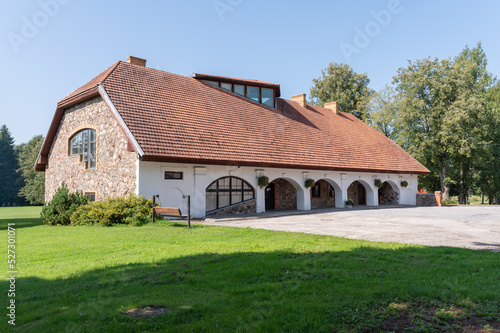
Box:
[304,178,315,189]
[345,199,354,208]
[401,180,408,188]
[257,176,269,189]
[374,178,383,189]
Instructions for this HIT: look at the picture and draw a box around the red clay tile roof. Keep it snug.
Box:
[38,61,429,174]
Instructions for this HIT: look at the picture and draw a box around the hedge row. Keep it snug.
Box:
[41,183,153,226]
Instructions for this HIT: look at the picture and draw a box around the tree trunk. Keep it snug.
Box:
[459,166,465,204]
[481,193,484,204]
[439,163,450,200]
[466,160,471,205]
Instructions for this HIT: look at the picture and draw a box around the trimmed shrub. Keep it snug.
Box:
[40,183,89,226]
[71,194,153,226]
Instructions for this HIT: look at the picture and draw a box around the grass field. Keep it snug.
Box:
[1,207,499,332]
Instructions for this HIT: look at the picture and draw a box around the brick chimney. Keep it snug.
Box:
[127,56,147,67]
[291,94,307,108]
[324,101,340,115]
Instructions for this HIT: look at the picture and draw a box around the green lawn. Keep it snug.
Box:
[1,207,499,332]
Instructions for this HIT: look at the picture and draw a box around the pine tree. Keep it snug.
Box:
[0,125,23,206]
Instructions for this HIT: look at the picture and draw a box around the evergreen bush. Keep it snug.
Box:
[40,183,88,225]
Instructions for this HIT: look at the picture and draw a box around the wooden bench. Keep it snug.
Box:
[153,207,186,218]
[152,195,191,228]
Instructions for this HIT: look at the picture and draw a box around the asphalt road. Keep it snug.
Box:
[202,205,500,251]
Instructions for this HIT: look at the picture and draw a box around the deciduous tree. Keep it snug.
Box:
[18,135,45,205]
[310,63,373,120]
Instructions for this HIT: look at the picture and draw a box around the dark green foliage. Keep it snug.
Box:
[40,183,88,225]
[17,135,45,205]
[0,124,24,206]
[257,175,269,188]
[304,178,315,189]
[71,194,153,226]
[310,62,374,120]
[390,43,497,202]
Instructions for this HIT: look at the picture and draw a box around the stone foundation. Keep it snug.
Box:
[207,199,256,216]
[416,193,437,206]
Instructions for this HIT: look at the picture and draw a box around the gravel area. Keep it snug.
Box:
[201,205,500,251]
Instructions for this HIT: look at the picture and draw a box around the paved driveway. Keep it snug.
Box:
[202,206,500,251]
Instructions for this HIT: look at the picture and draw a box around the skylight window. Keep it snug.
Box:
[197,76,276,109]
[247,86,260,103]
[262,88,274,108]
[234,84,245,96]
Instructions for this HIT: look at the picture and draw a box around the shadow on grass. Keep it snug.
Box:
[0,218,43,230]
[3,246,499,332]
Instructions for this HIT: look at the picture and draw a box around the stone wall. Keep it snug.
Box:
[416,193,437,206]
[206,199,256,216]
[379,182,399,204]
[347,181,361,205]
[275,178,297,210]
[311,180,336,208]
[45,97,137,201]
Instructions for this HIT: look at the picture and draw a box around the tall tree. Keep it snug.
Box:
[367,84,403,142]
[478,82,500,204]
[310,63,374,120]
[393,57,457,199]
[0,125,23,205]
[18,135,45,205]
[442,43,493,204]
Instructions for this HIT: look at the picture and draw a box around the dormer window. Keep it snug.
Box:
[69,129,96,169]
[194,73,281,109]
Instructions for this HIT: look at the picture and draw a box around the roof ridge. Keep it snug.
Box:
[99,60,122,85]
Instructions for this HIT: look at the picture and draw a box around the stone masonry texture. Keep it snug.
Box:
[45,97,137,201]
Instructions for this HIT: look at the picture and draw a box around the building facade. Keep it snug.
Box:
[36,56,429,218]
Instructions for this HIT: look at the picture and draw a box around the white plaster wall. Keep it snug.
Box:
[137,161,419,218]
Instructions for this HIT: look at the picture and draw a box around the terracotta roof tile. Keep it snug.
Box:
[95,62,428,174]
[43,60,428,174]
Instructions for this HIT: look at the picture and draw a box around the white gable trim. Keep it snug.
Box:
[98,84,145,157]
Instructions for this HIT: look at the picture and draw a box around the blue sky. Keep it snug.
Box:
[1,0,499,145]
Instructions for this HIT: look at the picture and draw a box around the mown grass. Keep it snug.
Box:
[0,206,499,332]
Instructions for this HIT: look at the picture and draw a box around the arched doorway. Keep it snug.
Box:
[266,178,298,211]
[378,181,400,205]
[347,181,367,205]
[311,179,336,209]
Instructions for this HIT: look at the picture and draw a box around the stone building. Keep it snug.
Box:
[36,56,429,218]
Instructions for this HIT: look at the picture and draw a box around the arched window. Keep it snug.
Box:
[206,177,255,212]
[69,129,96,169]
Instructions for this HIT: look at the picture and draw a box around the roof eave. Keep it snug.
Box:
[139,155,430,175]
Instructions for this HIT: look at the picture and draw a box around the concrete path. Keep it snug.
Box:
[200,206,500,251]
